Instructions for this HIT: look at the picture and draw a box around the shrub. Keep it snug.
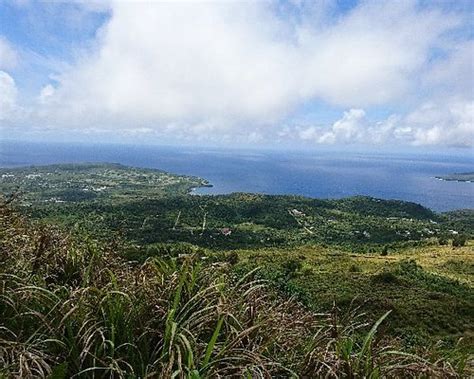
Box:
[282,258,302,278]
[438,236,449,245]
[225,250,239,265]
[452,235,467,247]
[372,271,400,285]
[349,264,362,273]
[398,259,421,273]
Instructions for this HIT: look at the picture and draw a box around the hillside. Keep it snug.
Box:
[1,200,472,378]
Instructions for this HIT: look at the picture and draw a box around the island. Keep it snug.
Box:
[436,172,474,182]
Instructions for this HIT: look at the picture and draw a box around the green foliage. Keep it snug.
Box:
[436,172,474,182]
[14,203,466,378]
[2,205,310,377]
[0,163,207,204]
[3,164,472,252]
[438,236,449,245]
[371,271,400,285]
[452,234,467,247]
[231,246,474,357]
[124,242,205,262]
[282,258,303,278]
[20,192,473,252]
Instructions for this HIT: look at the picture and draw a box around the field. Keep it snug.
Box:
[1,163,473,377]
[230,244,474,348]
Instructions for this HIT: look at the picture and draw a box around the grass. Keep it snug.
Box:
[229,243,474,350]
[2,202,473,377]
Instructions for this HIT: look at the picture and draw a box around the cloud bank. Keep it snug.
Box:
[297,100,473,148]
[1,0,473,147]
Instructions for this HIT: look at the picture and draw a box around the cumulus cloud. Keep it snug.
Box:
[296,100,473,147]
[297,109,369,145]
[37,1,461,130]
[0,71,19,121]
[407,100,474,147]
[298,109,368,144]
[38,84,56,105]
[298,1,460,106]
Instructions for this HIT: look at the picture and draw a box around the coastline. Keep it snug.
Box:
[435,176,474,183]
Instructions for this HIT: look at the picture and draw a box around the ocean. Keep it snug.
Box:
[1,141,473,212]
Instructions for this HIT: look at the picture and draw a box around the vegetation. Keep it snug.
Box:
[1,201,471,378]
[0,163,210,204]
[228,245,474,348]
[1,164,472,251]
[1,163,473,377]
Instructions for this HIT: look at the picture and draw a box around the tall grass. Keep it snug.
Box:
[1,202,471,378]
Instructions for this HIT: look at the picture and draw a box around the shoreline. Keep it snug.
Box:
[435,177,474,183]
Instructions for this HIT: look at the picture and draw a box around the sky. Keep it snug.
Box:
[0,0,473,150]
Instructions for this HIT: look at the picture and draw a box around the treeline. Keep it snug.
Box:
[27,194,473,250]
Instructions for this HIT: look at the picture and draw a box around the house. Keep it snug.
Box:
[220,228,232,236]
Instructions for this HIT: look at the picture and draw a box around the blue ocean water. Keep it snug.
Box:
[0,141,472,212]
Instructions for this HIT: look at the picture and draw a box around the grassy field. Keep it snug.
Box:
[227,243,474,349]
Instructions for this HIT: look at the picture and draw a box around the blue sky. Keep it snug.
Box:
[0,0,473,149]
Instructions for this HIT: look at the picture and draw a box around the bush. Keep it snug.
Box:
[349,264,362,273]
[452,235,467,247]
[438,236,449,245]
[282,258,302,278]
[225,250,239,265]
[372,271,400,284]
[398,259,421,273]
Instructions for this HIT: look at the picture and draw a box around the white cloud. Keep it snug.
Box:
[407,100,474,147]
[37,1,461,131]
[38,84,56,105]
[325,108,366,142]
[424,40,474,98]
[40,2,302,128]
[296,100,473,147]
[0,37,18,70]
[298,1,459,106]
[297,108,367,145]
[3,0,473,147]
[298,126,319,141]
[0,71,19,121]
